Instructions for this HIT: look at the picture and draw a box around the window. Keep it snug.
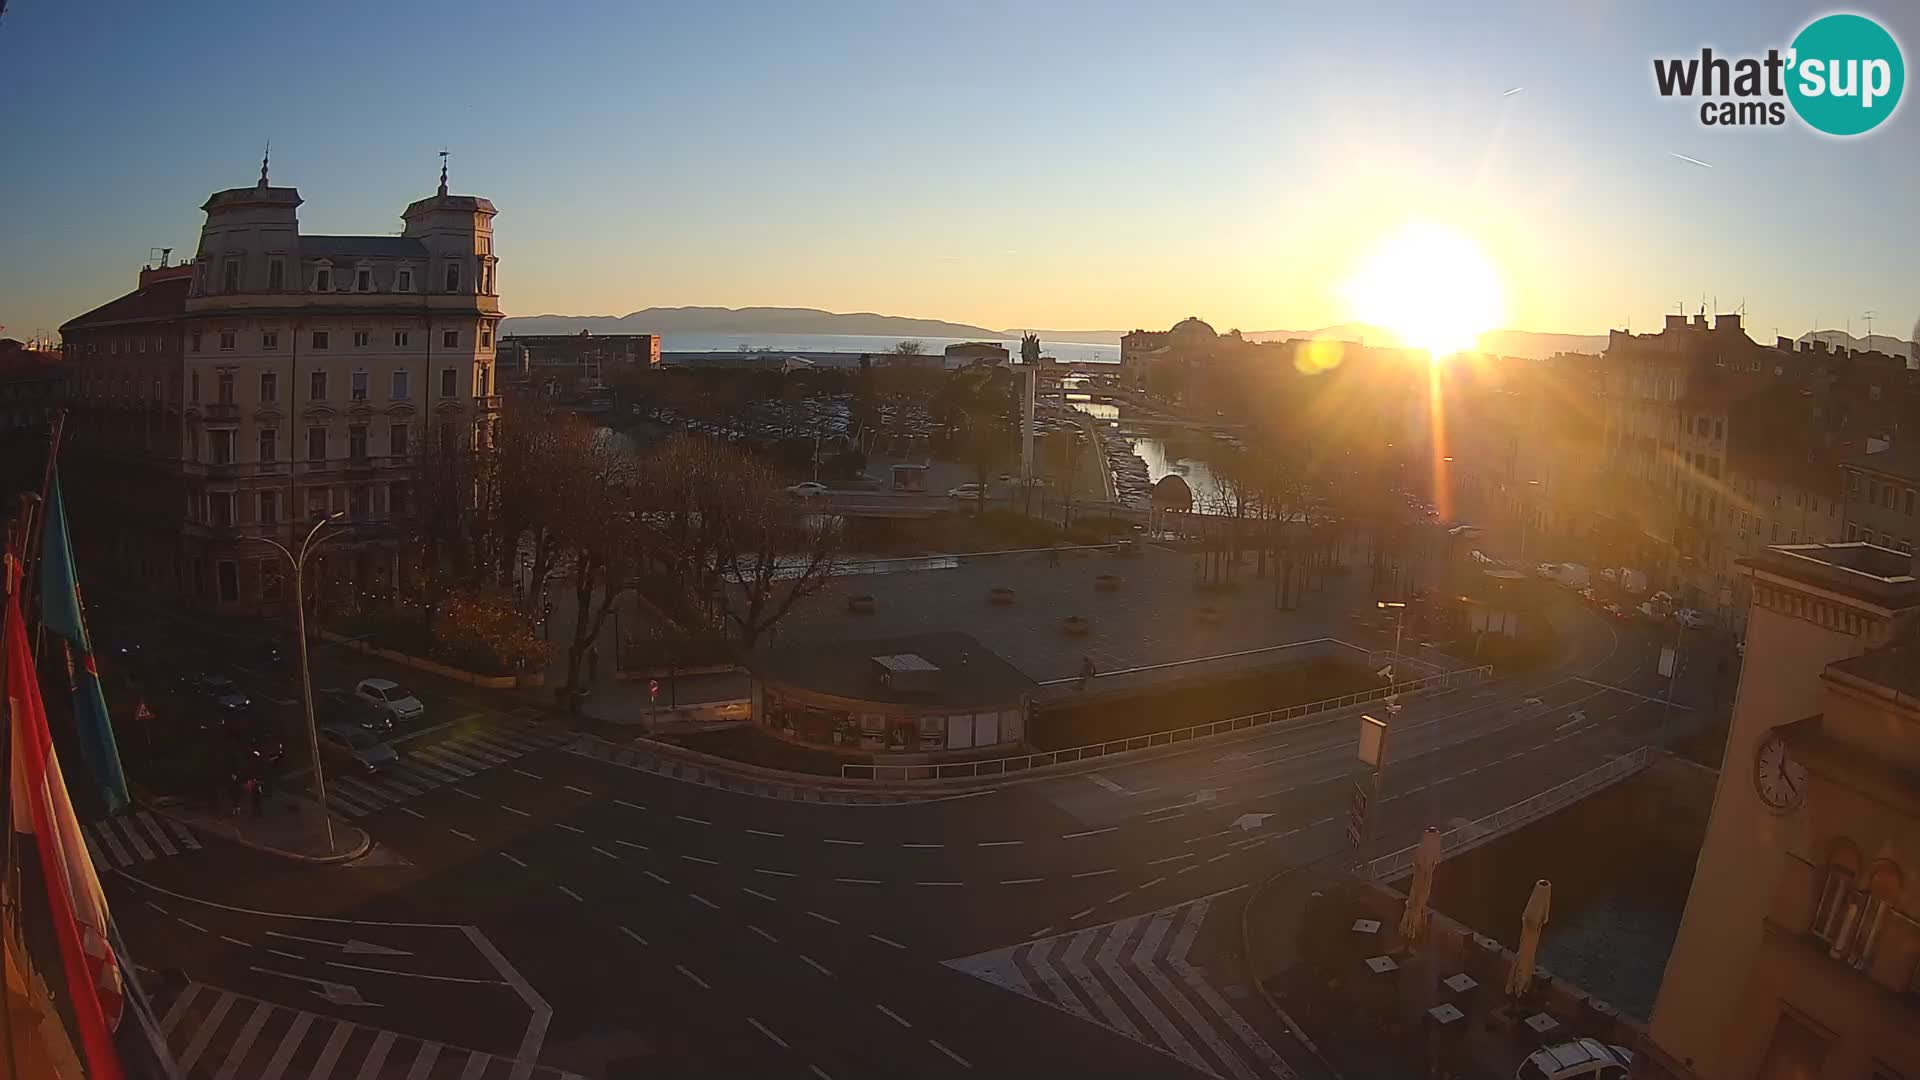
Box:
[480,365,492,396]
[216,560,239,604]
[396,268,413,292]
[260,371,277,403]
[309,370,327,401]
[268,258,285,292]
[394,330,410,348]
[307,427,327,461]
[1885,486,1898,510]
[1771,523,1779,541]
[445,262,461,291]
[350,484,370,520]
[190,330,202,353]
[190,371,200,403]
[258,491,278,525]
[1907,490,1916,516]
[355,268,372,292]
[208,429,234,465]
[353,330,370,348]
[216,371,234,404]
[307,487,329,519]
[1868,481,1879,504]
[258,427,277,463]
[443,329,459,349]
[349,425,368,460]
[391,370,410,400]
[312,330,329,350]
[314,264,332,292]
[351,370,368,402]
[389,423,409,457]
[262,330,279,352]
[1758,1011,1831,1080]
[209,493,235,528]
[219,330,236,351]
[260,559,284,601]
[482,262,493,293]
[390,481,410,516]
[223,259,240,292]
[440,367,457,398]
[480,325,492,347]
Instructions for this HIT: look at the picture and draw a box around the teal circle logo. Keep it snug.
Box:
[1787,13,1905,136]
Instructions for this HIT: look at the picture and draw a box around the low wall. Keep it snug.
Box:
[316,629,544,690]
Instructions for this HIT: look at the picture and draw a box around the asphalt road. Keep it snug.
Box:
[91,588,1700,1080]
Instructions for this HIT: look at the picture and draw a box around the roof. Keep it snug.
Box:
[1828,635,1920,700]
[1842,445,1920,483]
[301,235,430,259]
[1526,1038,1626,1075]
[1742,543,1918,610]
[750,631,1037,710]
[60,275,191,331]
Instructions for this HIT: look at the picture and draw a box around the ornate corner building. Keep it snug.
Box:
[58,161,502,613]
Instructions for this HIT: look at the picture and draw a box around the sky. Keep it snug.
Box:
[1,0,1915,344]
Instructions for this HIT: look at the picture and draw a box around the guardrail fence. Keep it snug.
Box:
[1365,745,1651,882]
[840,663,1494,782]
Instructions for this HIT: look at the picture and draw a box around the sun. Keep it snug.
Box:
[1340,222,1505,358]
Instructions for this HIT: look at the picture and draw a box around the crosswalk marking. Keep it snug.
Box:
[119,816,155,861]
[87,812,203,870]
[318,722,574,820]
[134,812,179,857]
[151,981,580,1080]
[947,898,1293,1079]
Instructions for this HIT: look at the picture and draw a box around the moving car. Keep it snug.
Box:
[1635,601,1665,623]
[1536,563,1558,578]
[317,723,400,774]
[318,688,395,735]
[784,481,827,498]
[1514,1038,1633,1080]
[947,483,985,499]
[1674,607,1708,629]
[177,672,251,712]
[353,678,424,722]
[1602,602,1629,620]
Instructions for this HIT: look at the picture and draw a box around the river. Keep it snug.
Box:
[1065,394,1227,507]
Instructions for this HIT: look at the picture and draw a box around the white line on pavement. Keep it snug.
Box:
[500,853,528,868]
[834,877,883,885]
[806,911,840,926]
[616,840,650,852]
[267,948,302,961]
[976,840,1021,847]
[564,785,593,795]
[1030,927,1055,938]
[644,870,671,885]
[745,828,783,838]
[615,799,646,811]
[1177,864,1200,875]
[689,894,719,911]
[1000,877,1044,885]
[749,925,778,943]
[1106,891,1133,904]
[144,900,168,915]
[876,1004,912,1028]
[512,769,544,780]
[810,1066,833,1080]
[591,847,620,860]
[618,926,647,947]
[555,823,585,834]
[1148,853,1193,865]
[1072,869,1116,879]
[449,788,482,801]
[675,965,708,990]
[220,935,250,948]
[867,933,905,950]
[754,868,794,877]
[557,885,583,902]
[914,881,963,887]
[1061,827,1117,839]
[821,838,862,846]
[747,1017,788,1049]
[901,842,942,849]
[399,807,426,820]
[326,961,505,986]
[742,888,777,902]
[1140,876,1166,889]
[681,854,718,866]
[1070,907,1095,920]
[503,806,532,818]
[798,955,833,977]
[677,814,711,826]
[928,1039,972,1068]
[1207,853,1231,863]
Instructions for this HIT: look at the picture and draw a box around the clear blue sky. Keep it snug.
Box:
[1,0,1913,344]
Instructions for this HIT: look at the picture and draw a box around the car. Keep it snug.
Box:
[1446,524,1481,537]
[1602,602,1628,620]
[177,672,251,711]
[1536,563,1557,578]
[1514,1038,1633,1080]
[317,723,400,774]
[784,481,827,498]
[353,678,424,722]
[1636,601,1665,623]
[317,688,394,735]
[1599,567,1619,583]
[1674,608,1708,629]
[1578,587,1598,605]
[947,483,985,499]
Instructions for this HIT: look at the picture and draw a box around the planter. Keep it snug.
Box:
[1060,615,1091,636]
[1093,574,1121,592]
[988,587,1016,606]
[847,594,877,614]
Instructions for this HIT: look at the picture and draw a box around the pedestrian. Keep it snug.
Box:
[1078,655,1096,690]
[586,644,600,682]
[247,777,264,818]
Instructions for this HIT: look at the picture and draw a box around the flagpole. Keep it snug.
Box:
[18,410,66,603]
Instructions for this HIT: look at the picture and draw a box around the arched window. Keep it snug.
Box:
[1848,861,1904,971]
[313,260,334,293]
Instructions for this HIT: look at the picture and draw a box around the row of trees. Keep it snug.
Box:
[413,402,841,708]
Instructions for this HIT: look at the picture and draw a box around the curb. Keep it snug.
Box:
[1240,866,1346,1080]
[147,803,373,866]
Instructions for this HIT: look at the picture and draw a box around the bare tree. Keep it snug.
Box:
[891,339,926,358]
[711,455,842,646]
[550,431,645,712]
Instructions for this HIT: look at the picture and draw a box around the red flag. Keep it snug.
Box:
[7,568,127,1080]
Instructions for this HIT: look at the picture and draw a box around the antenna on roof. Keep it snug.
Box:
[259,141,271,188]
[437,148,449,196]
[1863,310,1877,339]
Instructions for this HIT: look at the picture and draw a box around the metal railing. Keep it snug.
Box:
[1366,745,1651,881]
[839,663,1494,782]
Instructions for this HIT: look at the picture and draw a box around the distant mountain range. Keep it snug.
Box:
[499,306,1916,364]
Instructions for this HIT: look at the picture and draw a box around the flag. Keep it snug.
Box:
[37,472,129,814]
[7,556,128,1080]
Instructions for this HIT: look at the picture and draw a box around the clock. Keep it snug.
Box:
[1753,735,1808,812]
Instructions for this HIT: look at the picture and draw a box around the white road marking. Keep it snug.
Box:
[901,842,943,849]
[749,925,778,942]
[754,867,795,877]
[503,806,532,817]
[798,954,833,977]
[616,839,650,852]
[810,1066,833,1080]
[615,799,646,811]
[977,840,1021,847]
[928,1039,972,1068]
[1177,864,1201,874]
[822,837,862,846]
[681,854,719,866]
[747,1017,788,1049]
[835,877,883,885]
[449,829,478,842]
[1311,816,1334,826]
[867,933,906,950]
[1089,774,1128,794]
[500,852,528,868]
[1031,927,1056,938]
[219,934,249,948]
[326,961,504,985]
[1207,853,1232,863]
[876,1004,913,1028]
[449,788,482,800]
[399,807,426,820]
[144,900,169,915]
[644,870,671,885]
[1070,907,1095,920]
[745,828,784,838]
[1149,852,1194,865]
[1062,827,1116,839]
[564,785,593,795]
[267,948,303,961]
[1001,877,1044,885]
[677,814,711,825]
[1140,876,1166,889]
[675,965,708,990]
[1072,869,1116,879]
[689,893,720,911]
[807,911,840,926]
[179,919,208,933]
[742,887,778,902]
[557,885,583,902]
[1460,767,1480,776]
[512,768,544,780]
[618,926,647,947]
[914,880,963,887]
[591,847,620,860]
[555,823,585,834]
[1147,811,1186,823]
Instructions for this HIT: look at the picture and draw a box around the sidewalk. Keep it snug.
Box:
[153,791,370,864]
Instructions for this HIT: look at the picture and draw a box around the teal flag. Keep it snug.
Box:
[38,472,130,813]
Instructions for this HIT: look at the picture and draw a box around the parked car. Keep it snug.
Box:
[177,672,251,712]
[1619,568,1649,594]
[1535,562,1558,579]
[1674,607,1708,629]
[784,481,827,498]
[1553,562,1592,589]
[1636,601,1665,623]
[318,688,394,735]
[947,483,985,499]
[353,678,424,722]
[317,723,400,774]
[1602,602,1628,620]
[1578,587,1598,605]
[1514,1038,1633,1080]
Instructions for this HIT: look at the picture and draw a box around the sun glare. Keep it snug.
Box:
[1341,223,1505,359]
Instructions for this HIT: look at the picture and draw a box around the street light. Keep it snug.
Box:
[247,511,347,853]
[1378,600,1407,695]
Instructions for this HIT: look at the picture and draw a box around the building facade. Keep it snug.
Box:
[1842,446,1920,556]
[1640,542,1920,1079]
[60,162,502,613]
[501,331,659,393]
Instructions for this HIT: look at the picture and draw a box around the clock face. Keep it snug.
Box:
[1754,735,1808,812]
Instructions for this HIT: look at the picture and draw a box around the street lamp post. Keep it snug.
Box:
[248,511,347,853]
[1378,600,1407,695]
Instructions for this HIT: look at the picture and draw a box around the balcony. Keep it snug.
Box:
[474,394,505,411]
[203,402,241,422]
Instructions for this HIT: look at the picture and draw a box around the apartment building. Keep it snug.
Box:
[1843,445,1920,556]
[59,160,501,612]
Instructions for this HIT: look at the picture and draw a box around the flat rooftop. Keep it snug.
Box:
[1741,543,1918,611]
[750,631,1036,709]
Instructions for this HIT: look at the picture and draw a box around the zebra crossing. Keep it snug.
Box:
[947,897,1293,1080]
[86,810,202,869]
[325,723,578,819]
[152,980,583,1080]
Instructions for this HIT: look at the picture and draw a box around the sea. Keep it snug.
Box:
[659,332,1120,365]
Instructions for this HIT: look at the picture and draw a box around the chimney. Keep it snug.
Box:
[1664,314,1687,332]
[1776,336,1793,351]
[1715,313,1742,332]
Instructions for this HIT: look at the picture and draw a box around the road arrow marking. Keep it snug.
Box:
[250,966,379,1007]
[264,931,412,957]
[1229,813,1273,832]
